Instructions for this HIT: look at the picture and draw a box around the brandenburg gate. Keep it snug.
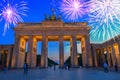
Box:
[11,20,93,68]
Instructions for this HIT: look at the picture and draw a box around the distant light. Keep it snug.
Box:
[104,51,107,54]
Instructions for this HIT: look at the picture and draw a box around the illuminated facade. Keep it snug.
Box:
[91,36,120,68]
[0,20,120,68]
[0,45,13,68]
[0,20,93,68]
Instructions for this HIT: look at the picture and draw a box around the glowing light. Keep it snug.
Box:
[74,2,79,9]
[59,0,89,21]
[6,9,12,15]
[88,0,120,41]
[0,0,28,35]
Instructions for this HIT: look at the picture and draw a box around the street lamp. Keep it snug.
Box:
[104,50,107,55]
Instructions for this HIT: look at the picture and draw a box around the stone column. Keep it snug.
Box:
[8,47,13,68]
[1,51,4,65]
[113,44,120,67]
[117,42,120,67]
[11,35,20,68]
[81,37,86,67]
[92,45,98,67]
[59,35,64,68]
[6,48,11,68]
[17,37,26,68]
[106,47,111,67]
[118,42,120,54]
[28,36,36,68]
[101,48,105,64]
[41,35,48,68]
[81,35,93,67]
[70,35,78,67]
[111,45,116,66]
[84,35,93,67]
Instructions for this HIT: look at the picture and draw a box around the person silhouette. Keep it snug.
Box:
[114,62,118,72]
[4,64,7,73]
[103,62,108,72]
[23,63,28,75]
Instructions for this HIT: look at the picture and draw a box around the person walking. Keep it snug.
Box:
[23,63,28,75]
[114,62,118,72]
[3,65,7,73]
[104,62,108,73]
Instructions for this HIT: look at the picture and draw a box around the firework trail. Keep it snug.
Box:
[59,0,89,21]
[0,0,28,35]
[88,0,120,41]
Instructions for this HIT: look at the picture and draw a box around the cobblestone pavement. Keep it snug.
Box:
[0,68,120,80]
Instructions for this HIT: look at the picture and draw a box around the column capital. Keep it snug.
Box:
[42,35,48,40]
[28,35,34,39]
[71,35,77,43]
[71,35,76,38]
[59,35,63,37]
[28,36,34,46]
[59,35,63,41]
[42,34,47,37]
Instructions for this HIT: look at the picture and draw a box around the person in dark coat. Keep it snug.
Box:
[114,62,118,72]
[23,63,28,75]
[103,62,108,72]
[4,65,7,73]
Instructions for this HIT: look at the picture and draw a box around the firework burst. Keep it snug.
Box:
[88,0,120,41]
[0,0,28,35]
[59,0,89,21]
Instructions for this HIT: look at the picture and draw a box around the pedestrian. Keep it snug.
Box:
[114,62,118,72]
[103,62,108,73]
[23,63,28,75]
[4,64,7,73]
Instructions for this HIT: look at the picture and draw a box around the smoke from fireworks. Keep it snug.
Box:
[88,0,120,41]
[59,0,89,21]
[0,0,28,35]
